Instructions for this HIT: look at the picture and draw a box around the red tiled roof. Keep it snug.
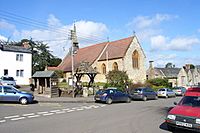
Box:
[58,42,108,72]
[47,67,59,71]
[58,36,134,72]
[99,36,133,61]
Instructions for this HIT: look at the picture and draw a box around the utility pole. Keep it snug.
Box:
[69,23,79,98]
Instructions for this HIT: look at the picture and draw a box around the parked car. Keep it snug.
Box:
[165,87,200,132]
[157,88,176,98]
[0,76,16,87]
[94,88,131,104]
[0,85,34,104]
[130,87,158,101]
[173,86,187,96]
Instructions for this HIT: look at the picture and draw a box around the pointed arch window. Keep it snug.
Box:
[102,63,106,74]
[112,62,118,71]
[132,50,139,68]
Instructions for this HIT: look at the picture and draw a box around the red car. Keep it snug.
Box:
[165,87,200,132]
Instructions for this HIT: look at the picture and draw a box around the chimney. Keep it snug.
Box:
[149,61,154,68]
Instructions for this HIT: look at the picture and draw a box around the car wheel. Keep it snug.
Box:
[142,96,147,101]
[154,95,158,100]
[106,98,112,104]
[165,95,168,99]
[20,97,28,105]
[126,97,131,103]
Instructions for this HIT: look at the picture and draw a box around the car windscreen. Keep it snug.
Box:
[179,96,200,107]
[158,89,165,91]
[134,89,142,92]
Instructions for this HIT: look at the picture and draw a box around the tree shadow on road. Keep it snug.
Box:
[159,122,196,133]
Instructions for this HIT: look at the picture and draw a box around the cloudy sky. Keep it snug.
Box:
[0,0,200,68]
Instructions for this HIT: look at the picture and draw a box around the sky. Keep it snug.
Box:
[0,0,200,68]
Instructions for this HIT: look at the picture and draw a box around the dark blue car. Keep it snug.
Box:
[130,87,158,101]
[94,88,131,104]
[0,85,34,105]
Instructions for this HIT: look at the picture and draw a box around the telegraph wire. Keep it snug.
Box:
[0,10,106,42]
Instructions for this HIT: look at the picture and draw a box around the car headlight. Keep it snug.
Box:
[167,114,176,120]
[196,119,200,124]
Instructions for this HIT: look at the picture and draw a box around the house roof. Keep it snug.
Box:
[0,44,32,53]
[155,68,181,78]
[57,36,134,72]
[32,71,55,78]
[98,36,133,61]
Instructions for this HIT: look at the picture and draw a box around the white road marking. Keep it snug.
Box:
[4,115,20,119]
[50,110,61,113]
[55,111,66,114]
[67,110,75,113]
[76,108,84,111]
[62,108,70,111]
[11,117,25,121]
[37,111,49,114]
[42,113,54,116]
[100,105,106,107]
[0,120,6,123]
[22,113,35,116]
[27,115,40,118]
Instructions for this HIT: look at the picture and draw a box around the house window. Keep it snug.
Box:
[181,76,185,85]
[20,70,24,77]
[16,70,24,77]
[102,63,106,74]
[112,62,118,71]
[16,70,20,77]
[16,54,23,61]
[132,50,139,68]
[4,69,8,75]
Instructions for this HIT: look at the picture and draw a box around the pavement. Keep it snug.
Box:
[19,86,95,103]
[34,95,95,103]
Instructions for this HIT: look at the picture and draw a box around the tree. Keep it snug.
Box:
[106,70,129,91]
[7,39,62,74]
[146,78,170,88]
[165,63,175,68]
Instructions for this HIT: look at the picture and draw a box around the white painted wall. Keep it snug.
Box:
[0,50,32,85]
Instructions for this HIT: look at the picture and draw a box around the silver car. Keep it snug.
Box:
[157,88,176,98]
[0,76,16,87]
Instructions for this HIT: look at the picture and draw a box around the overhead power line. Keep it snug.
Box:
[0,10,107,43]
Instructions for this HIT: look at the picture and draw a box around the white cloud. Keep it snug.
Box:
[127,14,178,41]
[0,35,7,41]
[12,15,108,58]
[147,53,177,67]
[168,37,200,51]
[128,14,177,30]
[150,35,200,51]
[0,19,16,31]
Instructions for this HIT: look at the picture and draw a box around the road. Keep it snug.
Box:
[0,97,193,133]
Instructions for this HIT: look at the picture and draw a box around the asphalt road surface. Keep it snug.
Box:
[0,97,195,133]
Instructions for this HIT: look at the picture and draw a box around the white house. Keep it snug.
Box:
[0,44,32,85]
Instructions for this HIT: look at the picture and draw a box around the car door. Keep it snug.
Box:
[148,88,155,99]
[3,86,19,102]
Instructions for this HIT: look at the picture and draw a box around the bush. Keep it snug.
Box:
[106,70,129,91]
[146,78,170,88]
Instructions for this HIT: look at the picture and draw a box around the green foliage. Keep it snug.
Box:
[146,78,170,88]
[106,70,129,91]
[21,39,62,74]
[54,70,64,78]
[49,58,62,67]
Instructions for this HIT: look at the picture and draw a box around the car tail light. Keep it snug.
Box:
[102,93,107,96]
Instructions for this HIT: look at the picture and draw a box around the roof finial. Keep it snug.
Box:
[107,37,110,42]
[133,30,136,36]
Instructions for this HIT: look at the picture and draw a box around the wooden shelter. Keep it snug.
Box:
[73,61,98,96]
[32,71,59,98]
